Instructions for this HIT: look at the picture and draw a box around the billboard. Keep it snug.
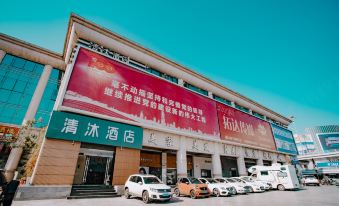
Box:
[317,133,339,153]
[271,124,298,155]
[0,125,20,142]
[61,48,220,138]
[216,102,276,150]
[46,111,143,149]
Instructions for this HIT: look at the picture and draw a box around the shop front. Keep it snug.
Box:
[221,156,239,177]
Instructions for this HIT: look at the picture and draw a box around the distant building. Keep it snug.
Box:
[294,125,339,177]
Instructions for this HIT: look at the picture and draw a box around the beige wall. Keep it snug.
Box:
[112,147,140,185]
[31,138,80,185]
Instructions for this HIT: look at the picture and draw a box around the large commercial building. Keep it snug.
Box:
[0,14,298,200]
[294,125,339,177]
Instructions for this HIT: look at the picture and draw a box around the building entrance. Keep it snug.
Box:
[73,147,114,185]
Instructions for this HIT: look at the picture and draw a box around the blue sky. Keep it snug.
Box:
[0,0,338,133]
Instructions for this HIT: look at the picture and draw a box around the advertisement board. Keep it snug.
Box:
[46,111,143,149]
[61,48,220,138]
[316,161,339,168]
[271,124,298,155]
[0,125,20,142]
[216,102,276,150]
[317,133,339,153]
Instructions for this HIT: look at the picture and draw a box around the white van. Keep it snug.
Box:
[248,164,300,191]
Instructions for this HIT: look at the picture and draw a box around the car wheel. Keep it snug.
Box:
[213,188,220,197]
[190,190,196,199]
[124,188,131,199]
[277,184,285,191]
[174,188,180,197]
[142,191,150,204]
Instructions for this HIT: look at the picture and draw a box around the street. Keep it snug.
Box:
[13,186,339,206]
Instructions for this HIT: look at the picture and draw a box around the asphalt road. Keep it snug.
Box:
[13,185,339,206]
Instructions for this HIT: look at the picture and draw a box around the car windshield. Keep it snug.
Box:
[189,178,202,184]
[207,179,218,183]
[143,177,161,184]
[226,178,237,183]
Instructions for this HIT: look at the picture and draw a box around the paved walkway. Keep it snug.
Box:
[13,185,339,206]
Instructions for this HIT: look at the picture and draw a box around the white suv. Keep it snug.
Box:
[124,174,172,203]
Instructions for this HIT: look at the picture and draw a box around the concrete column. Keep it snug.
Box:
[263,115,267,120]
[4,65,52,180]
[161,152,167,183]
[271,153,278,164]
[231,101,236,108]
[307,160,315,169]
[22,65,53,124]
[208,91,213,99]
[212,143,222,178]
[177,136,187,178]
[285,155,291,164]
[249,109,253,115]
[0,50,6,63]
[237,156,247,176]
[257,157,264,166]
[212,154,222,178]
[178,79,184,86]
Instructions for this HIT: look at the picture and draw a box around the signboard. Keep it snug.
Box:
[216,102,276,150]
[46,111,143,149]
[0,125,20,142]
[317,133,339,153]
[271,124,298,155]
[316,161,339,168]
[61,48,220,138]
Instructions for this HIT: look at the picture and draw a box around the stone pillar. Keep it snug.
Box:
[23,65,53,124]
[257,157,264,166]
[212,143,222,178]
[4,65,53,180]
[178,79,184,86]
[271,153,278,164]
[161,152,167,183]
[208,91,213,99]
[237,156,247,176]
[0,50,6,63]
[177,136,187,178]
[307,160,315,169]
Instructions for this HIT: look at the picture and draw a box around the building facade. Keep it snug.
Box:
[0,14,298,200]
[294,125,339,177]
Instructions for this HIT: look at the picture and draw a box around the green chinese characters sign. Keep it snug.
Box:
[46,111,143,149]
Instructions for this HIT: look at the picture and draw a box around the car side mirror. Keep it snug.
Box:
[138,182,143,185]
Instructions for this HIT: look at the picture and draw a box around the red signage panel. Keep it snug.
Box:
[0,125,20,142]
[62,48,220,138]
[216,102,276,150]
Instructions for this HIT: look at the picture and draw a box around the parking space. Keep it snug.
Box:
[13,185,338,206]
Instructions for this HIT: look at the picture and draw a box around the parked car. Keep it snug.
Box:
[198,178,236,196]
[124,174,172,203]
[304,175,320,186]
[240,176,271,190]
[231,177,265,193]
[174,177,210,199]
[215,178,251,194]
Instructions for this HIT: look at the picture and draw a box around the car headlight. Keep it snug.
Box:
[221,187,226,190]
[150,188,157,192]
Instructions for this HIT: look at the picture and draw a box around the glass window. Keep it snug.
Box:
[235,104,250,113]
[184,82,208,96]
[0,54,45,125]
[213,94,232,105]
[260,171,269,176]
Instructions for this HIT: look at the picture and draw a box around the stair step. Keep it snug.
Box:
[72,189,116,192]
[71,191,117,195]
[67,194,120,199]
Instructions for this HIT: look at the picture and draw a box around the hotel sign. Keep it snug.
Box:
[61,48,220,139]
[46,111,143,149]
[216,102,276,150]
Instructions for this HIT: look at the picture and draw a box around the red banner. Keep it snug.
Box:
[216,102,276,150]
[62,48,220,138]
